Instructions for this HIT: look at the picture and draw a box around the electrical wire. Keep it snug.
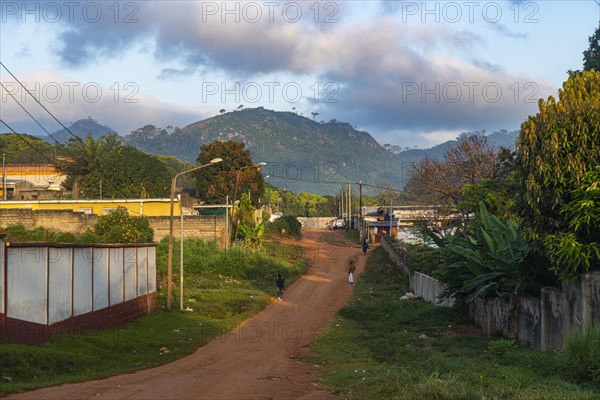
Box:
[0,81,63,144]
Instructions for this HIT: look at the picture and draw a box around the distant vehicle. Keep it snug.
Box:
[330,218,345,230]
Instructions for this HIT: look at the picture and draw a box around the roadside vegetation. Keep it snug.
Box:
[1,207,153,244]
[310,247,600,399]
[0,237,307,394]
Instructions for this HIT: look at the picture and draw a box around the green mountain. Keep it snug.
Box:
[28,108,519,195]
[124,107,405,194]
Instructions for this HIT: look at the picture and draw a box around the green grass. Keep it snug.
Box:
[0,239,307,394]
[343,230,360,243]
[310,247,599,400]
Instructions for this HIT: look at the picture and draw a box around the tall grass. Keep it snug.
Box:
[560,327,600,389]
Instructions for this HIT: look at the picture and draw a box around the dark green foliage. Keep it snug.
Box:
[560,327,600,390]
[515,70,600,282]
[264,216,302,239]
[404,242,441,276]
[91,207,154,243]
[544,167,600,282]
[0,133,57,163]
[83,146,171,198]
[515,70,600,240]
[584,26,600,72]
[433,203,531,305]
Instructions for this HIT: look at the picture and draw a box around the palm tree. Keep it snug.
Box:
[59,133,121,198]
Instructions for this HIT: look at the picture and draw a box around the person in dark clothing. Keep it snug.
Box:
[276,273,285,300]
[362,239,369,255]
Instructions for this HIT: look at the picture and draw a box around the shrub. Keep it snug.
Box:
[91,207,154,243]
[264,216,302,239]
[560,327,600,389]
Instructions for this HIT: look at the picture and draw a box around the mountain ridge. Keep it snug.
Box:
[40,108,519,194]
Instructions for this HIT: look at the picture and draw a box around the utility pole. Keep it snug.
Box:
[390,197,393,240]
[340,185,345,223]
[359,181,363,243]
[2,153,6,201]
[347,182,351,230]
[225,195,229,251]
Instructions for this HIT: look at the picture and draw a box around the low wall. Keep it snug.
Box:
[0,239,157,345]
[298,217,336,229]
[0,208,226,244]
[380,235,600,349]
[149,215,226,245]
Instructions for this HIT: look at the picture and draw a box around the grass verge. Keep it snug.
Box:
[310,247,599,400]
[0,239,307,394]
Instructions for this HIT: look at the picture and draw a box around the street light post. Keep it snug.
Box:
[167,157,223,310]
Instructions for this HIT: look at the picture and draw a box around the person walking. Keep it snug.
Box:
[362,239,369,255]
[348,260,356,284]
[276,273,285,300]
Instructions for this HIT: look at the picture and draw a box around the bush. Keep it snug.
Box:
[560,327,600,389]
[1,225,78,243]
[264,216,302,239]
[91,207,154,243]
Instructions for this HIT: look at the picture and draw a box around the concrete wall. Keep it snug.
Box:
[380,235,452,307]
[0,208,97,235]
[149,215,226,245]
[379,235,600,349]
[0,208,226,244]
[297,217,336,229]
[0,241,157,345]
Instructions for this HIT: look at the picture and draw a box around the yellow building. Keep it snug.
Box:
[0,198,181,217]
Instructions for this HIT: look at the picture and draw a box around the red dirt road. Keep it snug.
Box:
[8,230,367,400]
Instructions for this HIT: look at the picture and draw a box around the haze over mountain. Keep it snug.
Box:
[41,108,518,194]
[48,117,119,144]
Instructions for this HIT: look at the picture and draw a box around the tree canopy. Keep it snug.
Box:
[83,146,171,199]
[583,26,600,71]
[515,70,600,236]
[195,140,265,206]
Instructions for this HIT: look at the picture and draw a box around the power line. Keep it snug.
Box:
[0,82,62,145]
[0,61,88,147]
[0,118,60,167]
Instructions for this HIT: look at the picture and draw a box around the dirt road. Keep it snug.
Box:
[9,230,366,400]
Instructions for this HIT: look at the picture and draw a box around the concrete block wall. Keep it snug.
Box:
[0,208,97,235]
[0,208,226,244]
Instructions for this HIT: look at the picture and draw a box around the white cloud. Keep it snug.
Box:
[0,71,214,136]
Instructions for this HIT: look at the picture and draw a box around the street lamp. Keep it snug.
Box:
[231,162,266,240]
[167,157,223,310]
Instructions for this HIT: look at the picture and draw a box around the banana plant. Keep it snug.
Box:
[433,202,530,304]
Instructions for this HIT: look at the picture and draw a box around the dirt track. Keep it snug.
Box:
[8,230,367,400]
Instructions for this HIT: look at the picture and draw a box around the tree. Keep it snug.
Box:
[195,140,264,206]
[515,70,600,240]
[583,26,600,71]
[59,133,122,198]
[432,203,531,338]
[544,167,600,282]
[281,190,303,216]
[82,146,171,198]
[0,133,56,163]
[405,135,507,207]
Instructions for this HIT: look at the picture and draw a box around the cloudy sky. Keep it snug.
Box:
[0,1,597,148]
